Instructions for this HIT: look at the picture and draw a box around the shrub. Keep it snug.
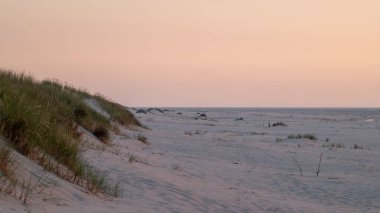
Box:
[93,126,109,143]
[288,134,301,139]
[303,134,317,141]
[353,144,363,150]
[270,121,287,127]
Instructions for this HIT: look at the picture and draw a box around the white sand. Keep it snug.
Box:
[1,108,380,212]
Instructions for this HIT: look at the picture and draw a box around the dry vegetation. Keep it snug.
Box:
[288,134,318,141]
[0,145,12,177]
[136,134,149,145]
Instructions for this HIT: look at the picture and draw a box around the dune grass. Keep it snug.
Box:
[93,94,141,127]
[0,69,140,195]
[0,145,12,177]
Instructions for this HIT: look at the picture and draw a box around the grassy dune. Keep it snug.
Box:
[0,69,140,194]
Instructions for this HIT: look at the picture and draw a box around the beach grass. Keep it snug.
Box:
[0,69,140,195]
[0,145,12,177]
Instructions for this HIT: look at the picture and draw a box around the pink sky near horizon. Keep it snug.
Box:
[1,0,379,107]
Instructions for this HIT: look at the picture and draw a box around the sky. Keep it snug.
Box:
[1,0,379,107]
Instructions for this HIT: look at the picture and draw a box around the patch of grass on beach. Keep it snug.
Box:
[128,153,137,163]
[323,143,344,149]
[0,69,140,195]
[288,134,318,141]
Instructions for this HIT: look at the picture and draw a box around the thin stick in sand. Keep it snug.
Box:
[316,153,323,177]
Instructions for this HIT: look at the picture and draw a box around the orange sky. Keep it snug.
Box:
[1,0,379,107]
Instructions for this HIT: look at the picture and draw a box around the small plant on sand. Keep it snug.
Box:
[170,164,180,171]
[269,121,287,127]
[84,170,106,193]
[353,144,363,150]
[136,134,149,145]
[128,153,137,163]
[323,143,344,150]
[288,134,317,141]
[111,183,123,198]
[184,131,193,136]
[288,134,301,139]
[303,134,317,141]
[19,173,33,204]
[184,130,207,136]
[195,130,207,135]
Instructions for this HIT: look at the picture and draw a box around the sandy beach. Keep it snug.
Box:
[2,108,379,212]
